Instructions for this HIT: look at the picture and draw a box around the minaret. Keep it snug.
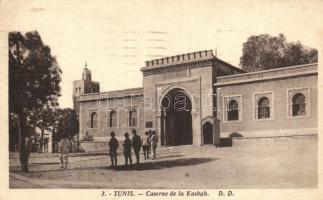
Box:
[82,61,92,81]
[73,61,100,112]
[73,62,90,112]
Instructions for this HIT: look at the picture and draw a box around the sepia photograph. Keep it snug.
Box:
[1,0,322,199]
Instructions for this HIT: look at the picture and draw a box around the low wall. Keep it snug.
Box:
[232,134,317,146]
[80,136,126,152]
[221,128,317,138]
[80,141,108,152]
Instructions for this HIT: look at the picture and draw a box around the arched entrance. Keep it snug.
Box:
[203,122,213,144]
[160,89,192,146]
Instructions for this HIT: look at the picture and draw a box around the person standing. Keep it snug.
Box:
[147,130,152,158]
[141,131,150,160]
[25,134,32,165]
[108,131,119,168]
[123,132,132,167]
[150,131,158,159]
[132,129,141,164]
[59,135,71,169]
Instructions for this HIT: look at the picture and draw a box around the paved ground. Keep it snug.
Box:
[9,140,317,189]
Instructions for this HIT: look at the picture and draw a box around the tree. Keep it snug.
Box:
[51,108,79,153]
[9,31,62,171]
[28,103,57,152]
[240,33,318,72]
[55,108,79,140]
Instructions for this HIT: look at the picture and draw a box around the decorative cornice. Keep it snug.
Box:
[141,59,214,76]
[214,70,317,87]
[217,63,317,79]
[78,87,144,102]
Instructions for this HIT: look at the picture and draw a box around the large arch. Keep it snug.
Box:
[158,85,197,114]
[160,88,193,146]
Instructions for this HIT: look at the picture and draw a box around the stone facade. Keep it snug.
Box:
[78,87,144,141]
[215,63,318,138]
[75,50,318,147]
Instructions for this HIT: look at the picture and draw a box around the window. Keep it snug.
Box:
[288,88,309,118]
[90,112,98,128]
[145,121,153,128]
[223,95,242,122]
[227,100,239,121]
[257,97,270,119]
[129,109,137,127]
[109,110,117,127]
[292,93,306,116]
[254,92,273,120]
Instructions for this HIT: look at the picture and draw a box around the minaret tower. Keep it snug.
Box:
[72,61,100,113]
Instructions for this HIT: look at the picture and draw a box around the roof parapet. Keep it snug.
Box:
[144,50,214,68]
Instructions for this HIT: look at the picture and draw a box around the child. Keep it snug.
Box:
[108,131,119,168]
[25,134,32,165]
[141,131,150,160]
[147,130,152,157]
[59,135,71,169]
[150,131,158,159]
[123,132,132,167]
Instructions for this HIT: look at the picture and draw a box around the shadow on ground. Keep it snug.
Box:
[11,157,217,174]
[31,162,60,165]
[114,157,217,171]
[153,154,184,159]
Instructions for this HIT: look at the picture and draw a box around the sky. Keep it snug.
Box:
[1,0,322,108]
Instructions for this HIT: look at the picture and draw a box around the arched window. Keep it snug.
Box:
[109,110,117,127]
[129,109,137,127]
[258,97,270,119]
[228,100,239,121]
[90,112,98,128]
[292,93,306,116]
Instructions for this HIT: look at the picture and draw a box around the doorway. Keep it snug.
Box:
[160,89,192,146]
[203,122,213,144]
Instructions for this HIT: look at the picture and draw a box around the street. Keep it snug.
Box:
[9,139,317,189]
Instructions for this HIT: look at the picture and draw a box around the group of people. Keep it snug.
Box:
[52,129,159,170]
[108,129,158,168]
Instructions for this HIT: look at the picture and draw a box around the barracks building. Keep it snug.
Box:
[73,50,317,148]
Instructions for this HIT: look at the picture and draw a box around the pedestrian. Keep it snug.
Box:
[59,135,71,169]
[150,131,158,159]
[132,129,141,164]
[141,131,150,160]
[147,130,152,157]
[108,131,119,168]
[123,132,132,167]
[25,134,32,165]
